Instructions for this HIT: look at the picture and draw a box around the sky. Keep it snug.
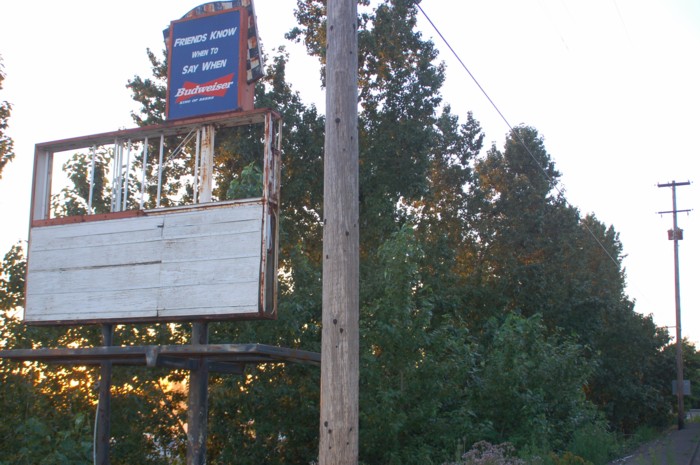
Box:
[0,0,699,342]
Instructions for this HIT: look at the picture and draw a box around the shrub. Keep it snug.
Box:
[547,451,592,465]
[446,441,525,465]
[567,423,619,465]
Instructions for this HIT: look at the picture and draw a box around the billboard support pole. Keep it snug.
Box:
[198,126,215,203]
[187,127,215,463]
[96,324,114,465]
[186,322,209,465]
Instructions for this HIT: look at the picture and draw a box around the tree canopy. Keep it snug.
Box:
[0,55,14,178]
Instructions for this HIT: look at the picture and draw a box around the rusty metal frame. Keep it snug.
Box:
[0,341,319,464]
[0,343,320,370]
[30,108,280,224]
[25,108,282,325]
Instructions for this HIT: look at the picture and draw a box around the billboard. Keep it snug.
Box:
[25,201,274,323]
[164,1,264,83]
[24,110,281,324]
[167,8,247,119]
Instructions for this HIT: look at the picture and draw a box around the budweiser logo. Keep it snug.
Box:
[175,74,235,103]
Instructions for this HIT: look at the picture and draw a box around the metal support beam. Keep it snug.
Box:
[0,343,321,367]
[96,324,114,465]
[198,126,215,203]
[186,322,209,465]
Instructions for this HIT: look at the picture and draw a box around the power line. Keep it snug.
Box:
[416,3,623,270]
[610,0,631,42]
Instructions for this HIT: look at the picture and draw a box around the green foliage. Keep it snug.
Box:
[226,161,263,200]
[51,148,113,217]
[127,48,167,127]
[9,413,93,465]
[1,247,103,464]
[0,243,24,312]
[666,339,700,411]
[587,304,671,432]
[471,126,672,437]
[471,314,597,451]
[108,371,188,465]
[566,423,619,465]
[0,55,14,178]
[359,225,477,465]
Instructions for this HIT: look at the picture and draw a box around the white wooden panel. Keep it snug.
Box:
[24,203,268,323]
[158,281,258,312]
[159,305,259,318]
[164,219,261,241]
[27,263,161,296]
[25,307,159,323]
[28,240,163,272]
[25,288,160,321]
[28,216,164,274]
[159,256,260,287]
[162,234,260,263]
[162,203,262,240]
[30,216,164,244]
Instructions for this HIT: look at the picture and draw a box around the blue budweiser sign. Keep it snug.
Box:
[166,8,247,119]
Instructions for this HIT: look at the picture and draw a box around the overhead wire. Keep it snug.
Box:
[610,0,631,42]
[415,3,623,270]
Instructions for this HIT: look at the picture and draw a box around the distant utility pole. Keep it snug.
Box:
[319,0,359,463]
[657,180,692,430]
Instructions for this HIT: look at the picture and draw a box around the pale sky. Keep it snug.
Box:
[0,1,698,342]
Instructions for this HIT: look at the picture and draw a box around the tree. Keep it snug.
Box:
[471,314,598,452]
[413,108,484,325]
[676,340,700,411]
[358,226,477,465]
[0,55,14,178]
[587,300,671,432]
[291,0,447,251]
[472,126,673,434]
[0,245,95,464]
[471,126,565,325]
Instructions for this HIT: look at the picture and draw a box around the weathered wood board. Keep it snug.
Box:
[25,202,273,324]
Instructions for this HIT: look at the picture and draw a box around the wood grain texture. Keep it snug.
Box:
[319,0,360,463]
[25,203,265,323]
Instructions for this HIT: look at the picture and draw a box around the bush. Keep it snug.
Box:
[446,441,525,465]
[547,451,592,465]
[567,423,619,465]
[471,314,598,451]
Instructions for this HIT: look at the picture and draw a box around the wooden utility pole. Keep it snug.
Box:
[319,0,359,463]
[658,180,691,430]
